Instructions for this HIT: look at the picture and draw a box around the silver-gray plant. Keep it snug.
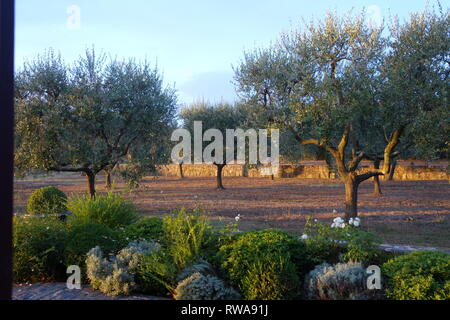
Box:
[304,262,372,300]
[176,259,215,282]
[174,272,241,300]
[86,241,160,296]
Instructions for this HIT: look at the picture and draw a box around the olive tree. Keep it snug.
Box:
[234,9,448,220]
[15,49,177,197]
[179,102,248,189]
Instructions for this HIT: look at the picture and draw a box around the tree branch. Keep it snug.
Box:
[338,124,351,157]
[356,171,384,184]
[348,152,365,172]
[49,166,89,173]
[382,126,405,174]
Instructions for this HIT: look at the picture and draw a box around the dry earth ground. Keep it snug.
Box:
[14,173,450,249]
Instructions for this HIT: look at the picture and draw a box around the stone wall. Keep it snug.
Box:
[156,164,244,177]
[156,163,449,180]
[388,165,449,180]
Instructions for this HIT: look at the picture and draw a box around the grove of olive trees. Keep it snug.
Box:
[234,9,449,220]
[15,49,177,197]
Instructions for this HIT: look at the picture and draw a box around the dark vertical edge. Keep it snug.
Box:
[0,0,15,300]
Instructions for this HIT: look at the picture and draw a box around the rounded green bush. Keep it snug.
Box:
[382,250,450,300]
[67,192,138,229]
[125,217,164,242]
[13,217,69,282]
[27,186,68,215]
[218,229,308,300]
[64,223,127,277]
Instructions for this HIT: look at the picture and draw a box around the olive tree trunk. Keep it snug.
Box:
[178,163,184,179]
[344,177,359,220]
[85,170,96,198]
[388,159,397,181]
[214,163,226,190]
[105,170,112,189]
[373,159,382,195]
[294,124,403,222]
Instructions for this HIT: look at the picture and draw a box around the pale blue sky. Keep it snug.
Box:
[15,0,447,105]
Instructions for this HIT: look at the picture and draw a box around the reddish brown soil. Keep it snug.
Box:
[14,173,450,248]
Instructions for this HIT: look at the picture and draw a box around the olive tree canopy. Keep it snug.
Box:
[234,8,449,219]
[15,49,177,197]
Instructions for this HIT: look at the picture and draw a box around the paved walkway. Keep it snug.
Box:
[13,283,170,300]
[379,243,450,254]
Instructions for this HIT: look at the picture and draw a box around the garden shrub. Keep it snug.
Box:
[218,229,307,300]
[174,272,241,300]
[27,186,67,215]
[64,223,127,276]
[125,216,164,242]
[302,218,344,267]
[176,259,216,282]
[240,253,298,300]
[163,208,214,269]
[13,217,69,282]
[86,241,160,296]
[342,229,382,263]
[136,249,178,296]
[304,262,374,300]
[302,217,382,266]
[382,250,450,300]
[67,192,138,228]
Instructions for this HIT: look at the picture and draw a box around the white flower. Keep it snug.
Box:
[333,209,337,214]
[340,223,346,229]
[353,220,360,227]
[331,223,336,228]
[334,217,344,224]
[235,215,240,222]
[301,234,308,240]
[349,218,354,225]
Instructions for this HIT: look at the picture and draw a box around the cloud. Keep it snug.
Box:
[178,71,238,105]
[367,5,383,28]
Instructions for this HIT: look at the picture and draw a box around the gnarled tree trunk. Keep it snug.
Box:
[344,175,359,220]
[388,159,397,181]
[214,163,226,190]
[372,159,382,195]
[178,163,184,179]
[293,124,403,222]
[105,170,112,189]
[85,170,96,198]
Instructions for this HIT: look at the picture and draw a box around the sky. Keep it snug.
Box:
[15,0,447,106]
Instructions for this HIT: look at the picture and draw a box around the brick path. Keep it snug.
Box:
[379,243,450,254]
[13,282,170,300]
